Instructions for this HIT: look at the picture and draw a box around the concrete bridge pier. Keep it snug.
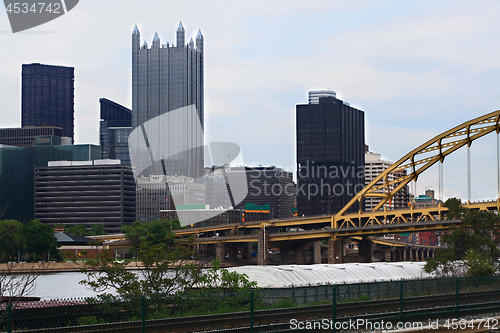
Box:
[279,246,291,265]
[227,243,238,261]
[216,242,225,262]
[242,242,252,259]
[313,241,321,264]
[328,237,344,264]
[295,247,304,265]
[358,238,373,263]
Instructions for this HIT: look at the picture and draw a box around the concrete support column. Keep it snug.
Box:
[295,249,304,265]
[409,248,414,261]
[328,238,344,264]
[216,242,225,262]
[384,250,391,262]
[280,247,290,265]
[257,228,268,266]
[228,244,238,261]
[403,248,407,261]
[242,243,251,259]
[358,239,373,263]
[313,241,322,264]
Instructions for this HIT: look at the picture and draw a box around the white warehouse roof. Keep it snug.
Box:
[228,262,432,288]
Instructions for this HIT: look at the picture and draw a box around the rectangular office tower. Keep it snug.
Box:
[234,166,294,219]
[131,23,204,179]
[35,160,136,234]
[0,126,66,147]
[99,98,132,165]
[296,90,365,216]
[22,63,75,142]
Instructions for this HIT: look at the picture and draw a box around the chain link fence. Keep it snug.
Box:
[1,275,499,332]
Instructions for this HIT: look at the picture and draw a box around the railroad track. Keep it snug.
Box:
[5,290,500,332]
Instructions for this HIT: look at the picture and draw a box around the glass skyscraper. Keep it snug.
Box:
[99,98,132,165]
[21,63,75,142]
[131,23,204,179]
[296,92,365,216]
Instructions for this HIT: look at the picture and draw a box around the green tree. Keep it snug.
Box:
[80,220,256,297]
[0,220,25,262]
[90,223,106,235]
[67,224,88,236]
[198,258,257,291]
[464,249,496,277]
[23,220,61,261]
[0,214,46,304]
[424,198,500,276]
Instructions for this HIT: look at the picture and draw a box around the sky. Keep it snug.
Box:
[0,0,499,202]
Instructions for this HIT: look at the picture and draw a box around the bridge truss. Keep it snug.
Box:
[333,110,500,229]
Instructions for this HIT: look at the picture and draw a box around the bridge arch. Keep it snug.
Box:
[335,110,500,222]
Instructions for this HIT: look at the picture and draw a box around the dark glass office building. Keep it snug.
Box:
[99,98,132,165]
[35,161,136,234]
[228,166,294,219]
[296,93,365,216]
[0,126,65,147]
[0,144,100,221]
[22,63,75,142]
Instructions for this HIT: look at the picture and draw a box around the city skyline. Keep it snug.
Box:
[0,0,498,202]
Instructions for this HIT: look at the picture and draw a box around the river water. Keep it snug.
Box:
[30,272,115,300]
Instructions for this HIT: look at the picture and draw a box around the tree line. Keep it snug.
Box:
[424,197,500,276]
[0,219,60,262]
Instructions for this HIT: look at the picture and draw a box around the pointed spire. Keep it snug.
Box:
[142,41,148,48]
[176,21,185,48]
[189,38,194,48]
[177,21,184,32]
[133,24,139,35]
[153,32,160,42]
[195,29,204,54]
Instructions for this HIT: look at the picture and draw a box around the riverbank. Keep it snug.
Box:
[0,260,237,273]
[0,261,135,273]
